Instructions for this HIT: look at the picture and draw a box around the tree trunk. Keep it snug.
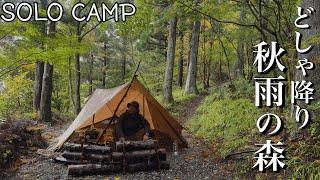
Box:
[176,31,184,88]
[245,43,252,80]
[87,53,94,96]
[121,36,127,80]
[33,0,47,113]
[33,61,44,112]
[218,51,222,83]
[247,42,254,81]
[234,32,245,78]
[75,52,81,114]
[206,59,211,87]
[201,24,210,89]
[74,8,82,114]
[39,18,55,122]
[185,19,201,94]
[163,17,178,103]
[40,62,53,122]
[218,36,233,84]
[68,57,75,107]
[102,42,107,88]
[204,41,213,88]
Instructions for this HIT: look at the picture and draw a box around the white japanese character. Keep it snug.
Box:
[296,58,314,76]
[295,6,315,29]
[255,76,285,107]
[291,81,314,104]
[253,41,286,73]
[295,105,310,129]
[256,114,282,135]
[253,140,286,172]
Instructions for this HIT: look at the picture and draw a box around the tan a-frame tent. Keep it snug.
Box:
[51,77,187,150]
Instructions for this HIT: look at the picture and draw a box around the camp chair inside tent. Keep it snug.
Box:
[51,77,188,151]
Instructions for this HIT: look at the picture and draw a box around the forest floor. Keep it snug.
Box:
[8,93,233,180]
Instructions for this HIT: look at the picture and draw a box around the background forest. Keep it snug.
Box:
[0,0,319,178]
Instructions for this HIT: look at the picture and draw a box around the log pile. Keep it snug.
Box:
[55,140,169,176]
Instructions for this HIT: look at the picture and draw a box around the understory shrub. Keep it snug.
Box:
[187,83,262,157]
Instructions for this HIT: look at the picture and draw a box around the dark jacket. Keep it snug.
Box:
[117,111,151,137]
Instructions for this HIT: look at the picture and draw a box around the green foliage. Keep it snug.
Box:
[0,72,33,120]
[231,78,255,99]
[173,88,197,103]
[292,162,320,179]
[187,83,262,157]
[308,101,320,136]
[156,87,197,117]
[287,141,320,179]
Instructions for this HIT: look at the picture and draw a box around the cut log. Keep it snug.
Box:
[62,151,111,162]
[62,151,82,160]
[68,164,122,176]
[62,148,166,164]
[112,148,166,162]
[68,161,169,176]
[63,142,111,154]
[116,140,157,151]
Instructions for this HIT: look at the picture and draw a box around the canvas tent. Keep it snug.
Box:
[51,77,187,150]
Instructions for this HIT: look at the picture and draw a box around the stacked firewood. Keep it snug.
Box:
[56,140,169,176]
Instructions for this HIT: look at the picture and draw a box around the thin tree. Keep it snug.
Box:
[40,20,55,122]
[73,0,115,114]
[102,42,108,88]
[87,53,94,95]
[234,11,246,78]
[33,61,44,112]
[176,31,184,88]
[163,17,178,103]
[185,0,201,94]
[121,35,127,80]
[33,0,48,113]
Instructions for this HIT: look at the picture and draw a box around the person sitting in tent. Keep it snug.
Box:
[115,101,153,141]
